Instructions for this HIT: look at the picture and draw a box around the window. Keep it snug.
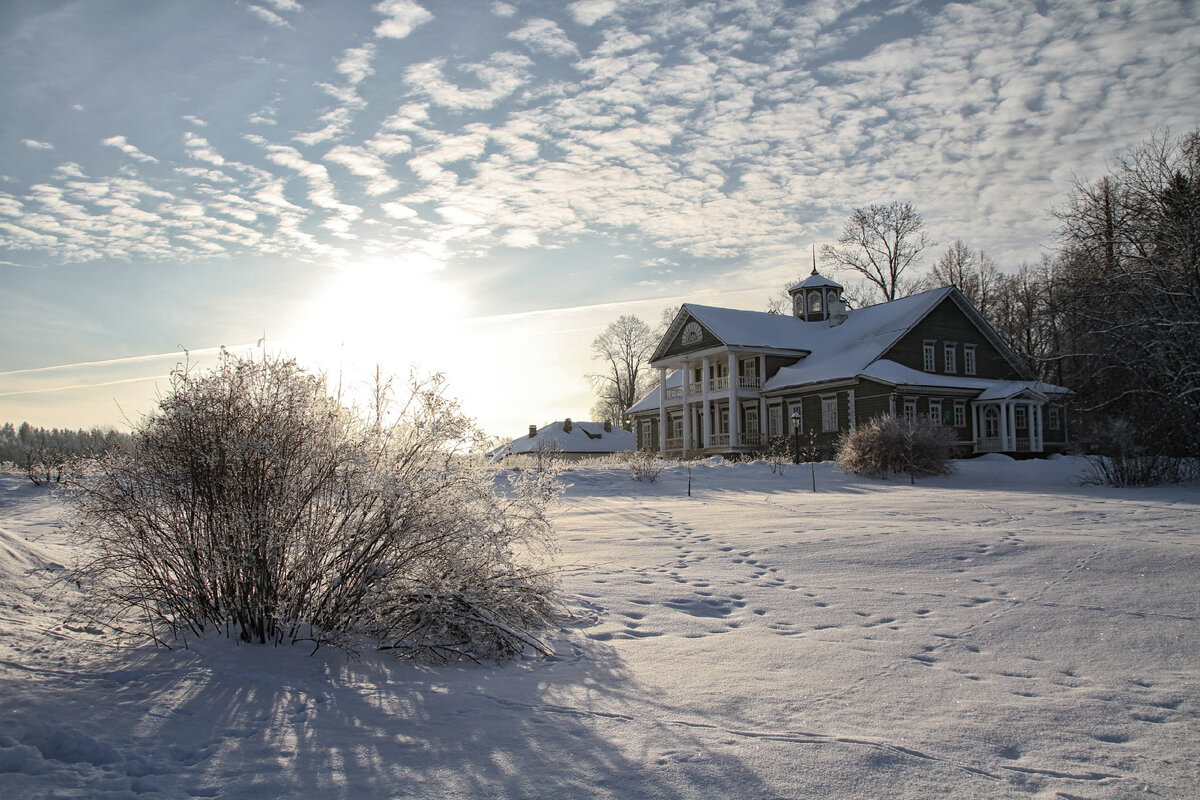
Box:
[1048,406,1060,430]
[640,419,652,448]
[745,407,759,437]
[768,405,782,437]
[983,407,999,439]
[944,343,956,374]
[742,358,757,377]
[903,397,917,422]
[670,414,683,439]
[719,406,729,434]
[1014,406,1027,429]
[821,396,838,432]
[923,340,936,372]
[808,291,822,314]
[954,400,966,428]
[963,344,976,376]
[928,399,942,424]
[787,401,803,433]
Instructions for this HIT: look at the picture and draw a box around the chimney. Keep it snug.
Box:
[529,424,537,438]
[563,418,573,433]
[604,420,612,433]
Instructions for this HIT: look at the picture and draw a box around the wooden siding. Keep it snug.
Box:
[883,297,1022,380]
[854,379,894,426]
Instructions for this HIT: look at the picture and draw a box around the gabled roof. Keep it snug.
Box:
[630,286,1063,414]
[762,287,957,391]
[488,420,635,460]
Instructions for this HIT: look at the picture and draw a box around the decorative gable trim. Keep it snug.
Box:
[651,305,725,362]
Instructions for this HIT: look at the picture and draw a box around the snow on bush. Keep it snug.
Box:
[61,350,561,663]
[837,415,954,483]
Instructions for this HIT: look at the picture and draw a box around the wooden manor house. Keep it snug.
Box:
[628,268,1071,458]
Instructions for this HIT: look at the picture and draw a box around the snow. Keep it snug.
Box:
[1,459,1198,799]
[490,420,636,459]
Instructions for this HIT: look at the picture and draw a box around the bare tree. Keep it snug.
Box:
[588,314,657,430]
[821,202,931,302]
[1051,128,1200,457]
[924,239,1002,316]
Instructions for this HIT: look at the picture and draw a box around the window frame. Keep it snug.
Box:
[923,340,936,372]
[903,397,917,422]
[963,344,976,376]
[1048,405,1060,430]
[928,398,942,424]
[953,400,966,428]
[943,342,957,374]
[821,395,838,432]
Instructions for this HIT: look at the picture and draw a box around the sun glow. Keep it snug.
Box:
[290,255,468,392]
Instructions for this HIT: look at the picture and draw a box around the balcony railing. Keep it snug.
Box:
[737,376,762,390]
[687,381,704,396]
[664,386,683,400]
[710,433,730,446]
[710,376,729,391]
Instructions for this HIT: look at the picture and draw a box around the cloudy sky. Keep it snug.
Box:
[1,0,1197,438]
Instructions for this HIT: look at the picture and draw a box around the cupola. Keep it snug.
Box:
[788,255,845,323]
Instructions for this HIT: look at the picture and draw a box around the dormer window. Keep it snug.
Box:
[808,291,823,314]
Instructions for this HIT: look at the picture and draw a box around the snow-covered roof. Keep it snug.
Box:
[788,270,843,293]
[861,361,1071,398]
[630,287,1067,413]
[489,420,636,460]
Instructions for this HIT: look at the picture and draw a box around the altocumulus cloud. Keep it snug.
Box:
[0,0,1196,280]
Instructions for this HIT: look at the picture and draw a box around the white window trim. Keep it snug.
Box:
[963,344,976,376]
[954,400,966,428]
[1048,406,1060,430]
[928,398,942,423]
[943,342,957,374]
[903,397,917,422]
[923,340,936,373]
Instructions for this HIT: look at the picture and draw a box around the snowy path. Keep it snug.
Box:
[1,459,1197,798]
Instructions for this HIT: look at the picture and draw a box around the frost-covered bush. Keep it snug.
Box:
[62,351,561,662]
[627,450,665,482]
[837,415,954,483]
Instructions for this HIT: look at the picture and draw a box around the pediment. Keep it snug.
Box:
[652,309,723,362]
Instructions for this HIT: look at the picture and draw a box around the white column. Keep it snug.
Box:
[1007,402,1017,451]
[847,388,856,430]
[680,360,691,451]
[970,403,979,452]
[657,367,667,452]
[1032,403,1042,452]
[701,357,711,449]
[998,402,1010,452]
[727,352,740,446]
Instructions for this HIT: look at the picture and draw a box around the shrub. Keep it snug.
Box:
[1079,418,1197,486]
[837,415,954,483]
[62,350,561,663]
[627,450,665,482]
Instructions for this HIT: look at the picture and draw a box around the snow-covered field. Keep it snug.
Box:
[1,457,1197,799]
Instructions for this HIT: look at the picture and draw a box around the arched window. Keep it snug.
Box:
[807,291,823,314]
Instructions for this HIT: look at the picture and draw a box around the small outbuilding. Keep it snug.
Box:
[489,419,636,462]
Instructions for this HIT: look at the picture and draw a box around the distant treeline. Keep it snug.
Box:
[1,421,133,483]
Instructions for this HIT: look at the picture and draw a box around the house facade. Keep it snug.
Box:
[628,271,1071,458]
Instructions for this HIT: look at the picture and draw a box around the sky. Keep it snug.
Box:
[1,0,1197,439]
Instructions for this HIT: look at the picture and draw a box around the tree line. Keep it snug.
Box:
[0,421,132,483]
[589,128,1199,461]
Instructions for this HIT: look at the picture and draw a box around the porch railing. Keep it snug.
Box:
[664,386,683,400]
[710,433,730,446]
[665,438,683,451]
[737,376,762,391]
[710,376,729,391]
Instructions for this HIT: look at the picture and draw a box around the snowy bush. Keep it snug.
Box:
[837,415,954,483]
[627,450,665,482]
[61,351,561,662]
